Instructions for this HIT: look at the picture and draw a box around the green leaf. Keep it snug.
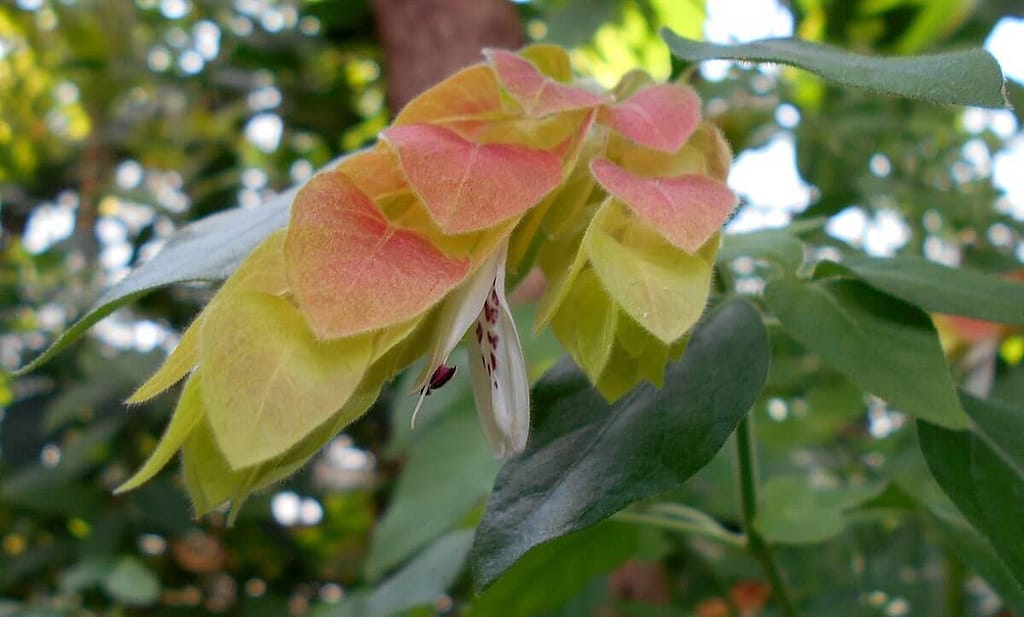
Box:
[839,255,1024,325]
[541,0,625,47]
[0,468,102,516]
[920,424,1024,586]
[661,32,1008,108]
[927,505,1024,611]
[889,448,1024,610]
[59,556,114,593]
[126,317,200,403]
[316,530,473,617]
[470,297,769,588]
[364,529,473,616]
[718,228,805,274]
[102,556,160,606]
[364,399,500,580]
[16,191,293,375]
[125,229,291,405]
[1,420,119,515]
[764,278,967,429]
[962,393,1024,473]
[758,376,865,448]
[756,475,886,544]
[467,522,638,617]
[919,395,1024,587]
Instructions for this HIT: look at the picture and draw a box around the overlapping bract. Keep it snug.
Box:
[122,44,736,516]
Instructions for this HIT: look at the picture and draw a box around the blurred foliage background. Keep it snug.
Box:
[1,0,1023,615]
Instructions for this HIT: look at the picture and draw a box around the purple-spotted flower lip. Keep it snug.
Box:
[426,363,458,392]
[410,240,530,458]
[410,363,458,427]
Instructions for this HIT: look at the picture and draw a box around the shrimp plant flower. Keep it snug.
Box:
[117,45,737,517]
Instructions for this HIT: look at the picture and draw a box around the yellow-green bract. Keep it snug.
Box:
[120,43,737,517]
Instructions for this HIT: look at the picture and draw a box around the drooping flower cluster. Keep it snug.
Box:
[121,45,736,516]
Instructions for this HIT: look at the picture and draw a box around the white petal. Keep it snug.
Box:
[469,246,530,458]
[413,245,503,393]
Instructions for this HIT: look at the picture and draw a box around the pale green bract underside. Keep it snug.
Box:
[662,31,1009,109]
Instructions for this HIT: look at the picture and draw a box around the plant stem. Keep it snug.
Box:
[646,502,738,534]
[735,415,801,617]
[944,550,966,617]
[612,510,746,547]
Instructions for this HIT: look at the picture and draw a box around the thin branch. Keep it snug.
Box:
[612,510,746,548]
[735,414,801,617]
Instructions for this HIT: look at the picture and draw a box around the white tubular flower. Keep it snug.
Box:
[413,240,530,458]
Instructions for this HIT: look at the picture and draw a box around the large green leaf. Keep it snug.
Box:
[661,32,1008,108]
[364,398,499,580]
[839,255,1024,325]
[756,475,885,544]
[887,462,1024,613]
[919,394,1024,587]
[718,228,805,274]
[919,421,1024,587]
[764,278,967,428]
[469,297,769,588]
[467,522,639,617]
[961,393,1024,473]
[313,530,473,617]
[927,505,1024,611]
[758,376,866,448]
[17,190,294,374]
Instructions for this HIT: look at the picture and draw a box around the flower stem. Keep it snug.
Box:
[945,549,966,617]
[734,414,801,617]
[613,507,746,547]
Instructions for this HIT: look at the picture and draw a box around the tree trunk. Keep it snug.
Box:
[371,0,523,112]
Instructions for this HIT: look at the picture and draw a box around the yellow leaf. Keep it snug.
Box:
[594,311,688,402]
[221,229,289,296]
[394,64,505,127]
[182,416,240,516]
[585,199,717,343]
[127,230,290,405]
[126,316,200,404]
[519,44,574,82]
[182,379,382,517]
[606,122,732,180]
[534,225,590,331]
[550,267,618,381]
[116,373,204,493]
[199,291,372,469]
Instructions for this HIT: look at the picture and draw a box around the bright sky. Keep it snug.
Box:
[707,1,1023,261]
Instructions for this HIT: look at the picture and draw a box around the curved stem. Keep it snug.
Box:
[606,509,745,548]
[735,415,801,617]
[646,502,737,533]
